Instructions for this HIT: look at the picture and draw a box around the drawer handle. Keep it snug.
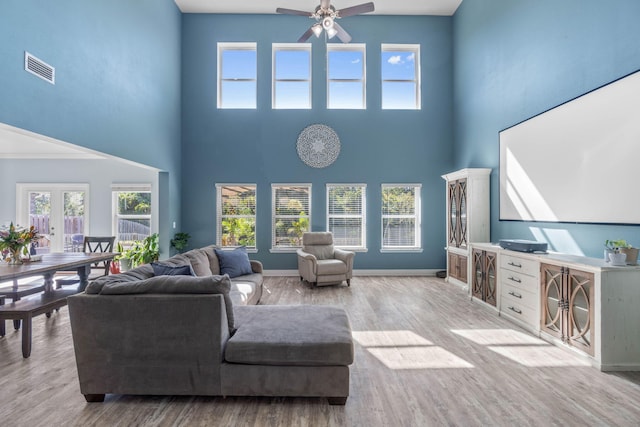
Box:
[508,291,522,299]
[508,276,522,284]
[508,261,522,268]
[508,306,522,314]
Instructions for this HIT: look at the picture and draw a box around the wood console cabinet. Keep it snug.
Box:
[442,169,491,287]
[469,242,640,371]
[471,248,497,307]
[540,263,594,356]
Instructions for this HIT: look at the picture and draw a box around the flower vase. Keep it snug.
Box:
[8,247,24,265]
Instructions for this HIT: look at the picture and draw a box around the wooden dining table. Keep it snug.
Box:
[0,252,117,358]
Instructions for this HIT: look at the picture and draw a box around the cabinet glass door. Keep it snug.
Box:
[484,251,497,307]
[541,264,563,338]
[448,182,457,246]
[472,249,483,300]
[567,270,594,355]
[458,179,467,248]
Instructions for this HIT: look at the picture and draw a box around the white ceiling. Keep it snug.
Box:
[175,0,463,16]
[0,124,106,160]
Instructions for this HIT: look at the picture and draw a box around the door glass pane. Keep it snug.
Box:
[29,192,51,254]
[63,191,85,252]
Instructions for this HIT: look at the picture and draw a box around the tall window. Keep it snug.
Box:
[381,184,421,250]
[216,184,257,249]
[272,184,311,249]
[112,185,151,247]
[217,42,257,109]
[381,44,420,110]
[327,184,366,250]
[327,44,366,109]
[273,44,311,109]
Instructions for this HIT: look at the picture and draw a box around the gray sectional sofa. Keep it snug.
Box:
[67,245,354,405]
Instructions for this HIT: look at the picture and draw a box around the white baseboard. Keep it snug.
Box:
[263,269,440,277]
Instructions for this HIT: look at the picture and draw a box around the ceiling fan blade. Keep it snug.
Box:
[332,22,352,44]
[337,2,375,17]
[276,7,313,16]
[298,27,315,43]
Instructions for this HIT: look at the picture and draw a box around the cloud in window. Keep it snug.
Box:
[351,58,361,64]
[407,53,415,62]
[388,55,403,65]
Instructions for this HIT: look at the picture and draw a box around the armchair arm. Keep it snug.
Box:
[297,249,318,282]
[296,249,318,263]
[334,248,355,263]
[250,260,263,274]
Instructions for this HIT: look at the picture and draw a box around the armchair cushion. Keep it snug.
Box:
[301,232,335,260]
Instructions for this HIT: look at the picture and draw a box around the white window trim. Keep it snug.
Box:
[111,184,152,246]
[215,183,258,252]
[327,43,366,110]
[217,42,257,109]
[270,183,312,252]
[380,183,422,252]
[381,43,421,110]
[272,43,312,110]
[326,183,367,251]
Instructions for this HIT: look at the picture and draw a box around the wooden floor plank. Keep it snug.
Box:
[1,276,639,426]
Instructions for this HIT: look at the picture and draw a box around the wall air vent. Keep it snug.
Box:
[24,52,55,84]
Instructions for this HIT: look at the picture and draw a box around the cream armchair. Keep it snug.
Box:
[297,232,355,287]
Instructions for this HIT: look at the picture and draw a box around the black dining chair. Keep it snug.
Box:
[55,236,116,289]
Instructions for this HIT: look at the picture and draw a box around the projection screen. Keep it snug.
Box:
[499,69,640,225]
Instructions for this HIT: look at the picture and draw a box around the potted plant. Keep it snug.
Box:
[116,233,160,271]
[170,232,190,254]
[604,239,634,265]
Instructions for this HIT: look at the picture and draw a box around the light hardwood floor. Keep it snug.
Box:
[1,276,639,426]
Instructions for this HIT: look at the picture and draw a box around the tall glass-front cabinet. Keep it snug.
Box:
[442,169,491,288]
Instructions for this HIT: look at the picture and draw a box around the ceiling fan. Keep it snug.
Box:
[276,1,375,44]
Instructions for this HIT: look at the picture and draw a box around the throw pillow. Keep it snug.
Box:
[214,246,253,278]
[151,262,195,277]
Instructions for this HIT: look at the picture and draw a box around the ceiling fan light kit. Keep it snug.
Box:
[276,1,375,43]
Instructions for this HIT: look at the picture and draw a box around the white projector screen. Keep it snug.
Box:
[500,70,640,225]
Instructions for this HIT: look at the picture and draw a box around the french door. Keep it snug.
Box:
[16,183,89,254]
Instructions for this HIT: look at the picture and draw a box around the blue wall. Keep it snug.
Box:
[453,0,640,257]
[0,0,182,254]
[181,14,454,269]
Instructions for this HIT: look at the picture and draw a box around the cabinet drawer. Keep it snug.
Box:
[500,281,537,311]
[500,269,537,291]
[501,254,538,277]
[500,292,538,327]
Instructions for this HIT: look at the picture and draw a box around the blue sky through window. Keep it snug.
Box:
[381,49,419,110]
[274,48,310,109]
[328,47,365,109]
[219,46,256,108]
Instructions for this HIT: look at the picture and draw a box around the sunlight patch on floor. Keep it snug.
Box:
[352,330,433,347]
[352,330,474,370]
[367,346,475,370]
[488,345,591,367]
[451,328,546,346]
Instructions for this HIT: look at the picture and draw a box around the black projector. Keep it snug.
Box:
[499,239,548,253]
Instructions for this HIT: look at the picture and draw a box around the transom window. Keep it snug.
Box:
[217,42,257,109]
[327,44,366,109]
[327,184,366,250]
[381,44,420,110]
[216,184,257,249]
[381,184,422,250]
[273,44,311,109]
[112,184,152,247]
[272,184,311,249]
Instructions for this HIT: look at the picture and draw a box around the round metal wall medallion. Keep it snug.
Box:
[296,124,341,168]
